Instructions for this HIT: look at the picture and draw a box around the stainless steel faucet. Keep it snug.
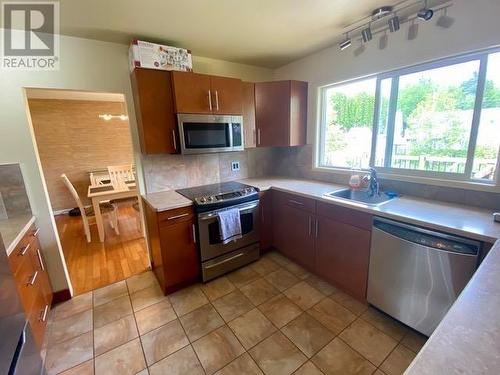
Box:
[364,167,380,197]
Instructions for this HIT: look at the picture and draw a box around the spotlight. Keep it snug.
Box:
[436,9,455,28]
[408,21,419,40]
[388,15,400,32]
[339,34,352,51]
[354,43,366,57]
[361,26,372,43]
[417,0,434,21]
[379,33,388,50]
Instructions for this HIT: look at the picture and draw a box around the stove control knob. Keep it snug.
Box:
[200,197,207,203]
[207,196,213,201]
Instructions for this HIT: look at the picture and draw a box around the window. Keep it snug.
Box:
[318,48,500,186]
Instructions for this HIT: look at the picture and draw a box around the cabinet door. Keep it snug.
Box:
[131,68,177,154]
[242,82,256,148]
[255,81,290,147]
[259,191,273,250]
[316,216,371,300]
[171,71,213,114]
[159,218,200,291]
[210,76,243,115]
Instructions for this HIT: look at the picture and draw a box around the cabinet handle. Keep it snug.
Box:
[32,228,40,237]
[288,199,304,206]
[257,128,261,145]
[315,219,319,238]
[215,90,219,111]
[253,129,256,146]
[27,271,38,286]
[20,243,30,256]
[167,213,189,220]
[39,305,49,322]
[308,217,312,236]
[192,224,196,244]
[172,129,177,151]
[208,90,213,111]
[36,249,45,271]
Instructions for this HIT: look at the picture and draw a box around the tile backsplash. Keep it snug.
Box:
[0,163,32,218]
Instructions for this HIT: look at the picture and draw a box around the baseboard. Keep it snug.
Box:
[53,208,72,216]
[52,289,72,304]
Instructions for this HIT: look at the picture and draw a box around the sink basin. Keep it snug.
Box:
[324,188,396,206]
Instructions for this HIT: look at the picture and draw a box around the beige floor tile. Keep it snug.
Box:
[135,370,148,375]
[307,298,356,335]
[59,360,94,375]
[140,319,189,366]
[149,345,204,375]
[130,284,166,312]
[227,266,261,288]
[93,295,132,329]
[293,361,324,375]
[339,319,398,366]
[192,325,245,374]
[213,290,254,322]
[94,338,146,375]
[380,344,416,375]
[312,338,376,375]
[249,331,307,375]
[216,353,264,375]
[134,299,176,335]
[400,330,427,353]
[360,308,408,341]
[374,370,388,375]
[283,262,311,280]
[45,332,93,375]
[228,308,277,349]
[94,315,138,356]
[49,309,92,345]
[52,292,92,321]
[304,275,337,296]
[259,294,302,328]
[200,276,236,301]
[265,268,300,292]
[282,313,335,358]
[126,271,158,294]
[330,291,368,316]
[264,252,293,267]
[283,281,324,310]
[180,303,225,342]
[240,278,280,305]
[93,280,128,307]
[169,285,209,316]
[250,257,281,276]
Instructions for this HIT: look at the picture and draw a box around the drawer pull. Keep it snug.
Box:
[20,243,30,256]
[205,252,244,269]
[315,219,319,238]
[192,224,196,244]
[167,213,189,220]
[36,249,45,271]
[27,271,38,286]
[288,199,304,206]
[39,305,49,322]
[32,227,40,237]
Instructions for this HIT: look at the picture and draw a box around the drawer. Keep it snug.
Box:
[274,190,316,213]
[317,201,372,231]
[14,253,40,315]
[158,206,194,226]
[9,223,39,274]
[27,289,50,350]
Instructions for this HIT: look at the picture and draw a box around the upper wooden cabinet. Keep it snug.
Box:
[131,68,178,154]
[171,71,242,115]
[242,82,256,148]
[255,80,308,147]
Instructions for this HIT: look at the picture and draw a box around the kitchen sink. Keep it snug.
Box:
[324,188,396,206]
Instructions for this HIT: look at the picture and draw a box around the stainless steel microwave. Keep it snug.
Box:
[177,114,244,154]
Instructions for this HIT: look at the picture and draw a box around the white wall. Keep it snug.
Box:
[273,0,500,143]
[0,34,272,293]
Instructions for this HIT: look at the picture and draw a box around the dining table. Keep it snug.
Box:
[87,180,138,242]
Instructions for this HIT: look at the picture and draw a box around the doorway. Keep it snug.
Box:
[26,89,149,295]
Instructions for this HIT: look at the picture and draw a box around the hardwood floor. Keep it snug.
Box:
[55,204,150,296]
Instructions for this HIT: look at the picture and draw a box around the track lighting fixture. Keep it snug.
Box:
[361,26,372,43]
[436,8,455,28]
[417,0,434,21]
[339,34,352,50]
[379,32,388,50]
[388,15,400,32]
[408,21,419,40]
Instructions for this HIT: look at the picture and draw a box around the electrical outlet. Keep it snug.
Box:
[231,161,240,171]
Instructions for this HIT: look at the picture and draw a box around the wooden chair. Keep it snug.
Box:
[60,174,119,242]
[107,164,135,187]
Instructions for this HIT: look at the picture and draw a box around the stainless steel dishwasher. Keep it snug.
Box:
[367,217,480,336]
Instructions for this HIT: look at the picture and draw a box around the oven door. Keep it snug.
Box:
[197,200,260,262]
[178,114,243,154]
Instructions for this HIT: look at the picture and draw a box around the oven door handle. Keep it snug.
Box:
[198,202,259,221]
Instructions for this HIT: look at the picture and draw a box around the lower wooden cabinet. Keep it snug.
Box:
[259,191,273,251]
[144,201,200,294]
[9,223,52,350]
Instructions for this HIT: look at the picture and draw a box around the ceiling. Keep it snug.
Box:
[59,0,410,68]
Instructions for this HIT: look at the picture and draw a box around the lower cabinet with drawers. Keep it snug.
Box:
[143,200,200,295]
[8,223,53,350]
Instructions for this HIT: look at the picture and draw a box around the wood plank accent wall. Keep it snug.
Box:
[28,99,134,211]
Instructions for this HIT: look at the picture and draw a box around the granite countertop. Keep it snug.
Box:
[0,214,36,255]
[142,189,193,212]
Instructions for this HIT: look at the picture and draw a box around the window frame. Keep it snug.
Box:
[315,47,500,190]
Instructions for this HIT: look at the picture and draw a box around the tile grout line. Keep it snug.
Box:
[126,277,149,374]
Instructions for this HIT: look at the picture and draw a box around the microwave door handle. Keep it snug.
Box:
[208,90,213,111]
[228,123,234,148]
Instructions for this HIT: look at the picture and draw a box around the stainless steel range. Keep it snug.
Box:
[176,181,260,281]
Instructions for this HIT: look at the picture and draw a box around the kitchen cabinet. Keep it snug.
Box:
[143,201,200,294]
[255,80,308,147]
[259,191,273,251]
[171,71,242,115]
[8,223,52,350]
[242,82,256,148]
[131,68,178,154]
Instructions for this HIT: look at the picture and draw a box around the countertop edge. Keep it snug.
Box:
[4,216,36,256]
[141,194,193,212]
